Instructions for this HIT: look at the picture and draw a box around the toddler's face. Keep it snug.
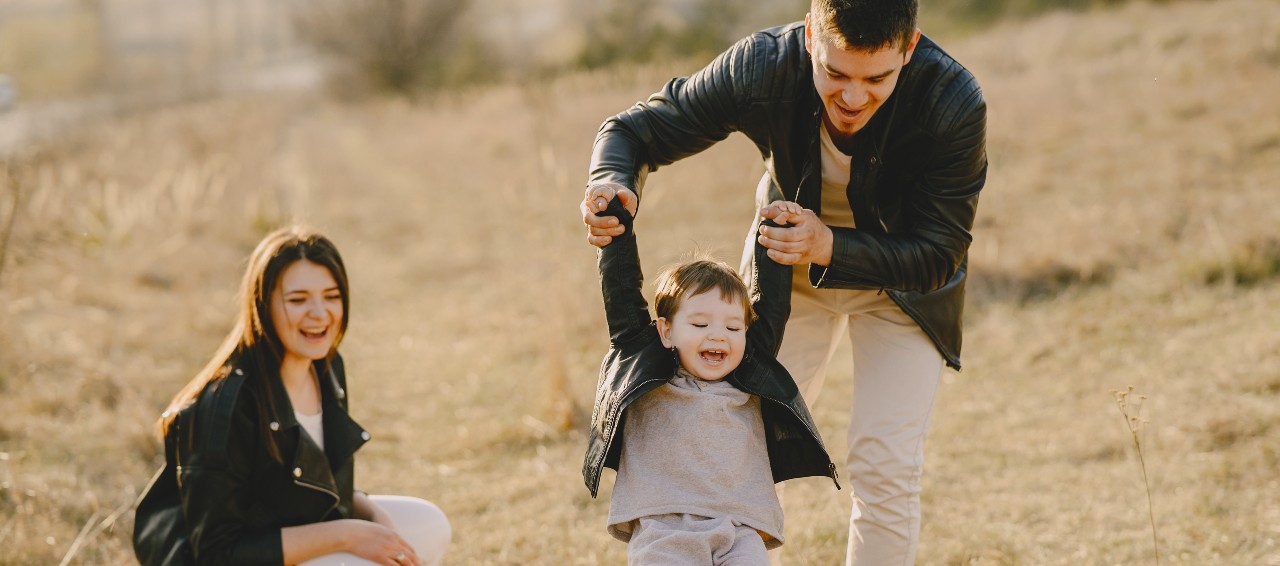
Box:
[657,290,748,381]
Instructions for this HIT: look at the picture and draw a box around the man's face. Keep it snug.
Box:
[806,17,920,141]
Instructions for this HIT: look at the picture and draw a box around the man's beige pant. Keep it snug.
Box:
[773,269,944,566]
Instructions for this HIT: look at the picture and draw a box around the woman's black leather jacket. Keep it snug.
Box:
[133,354,370,565]
[588,23,988,369]
[582,201,838,497]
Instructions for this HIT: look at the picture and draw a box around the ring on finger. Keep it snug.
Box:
[394,551,406,563]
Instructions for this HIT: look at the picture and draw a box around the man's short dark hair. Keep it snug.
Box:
[810,0,918,52]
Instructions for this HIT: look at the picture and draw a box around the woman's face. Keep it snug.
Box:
[270,259,344,365]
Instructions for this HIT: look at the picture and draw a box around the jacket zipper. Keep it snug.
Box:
[756,394,841,490]
[792,107,822,205]
[592,376,668,496]
[293,478,340,516]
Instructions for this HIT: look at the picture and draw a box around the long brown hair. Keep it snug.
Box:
[158,226,350,462]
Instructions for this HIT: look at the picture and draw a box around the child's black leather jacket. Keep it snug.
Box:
[582,201,838,497]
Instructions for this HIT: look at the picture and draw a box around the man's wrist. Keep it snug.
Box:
[813,224,835,266]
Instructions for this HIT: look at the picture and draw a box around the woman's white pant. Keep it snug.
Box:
[301,495,451,566]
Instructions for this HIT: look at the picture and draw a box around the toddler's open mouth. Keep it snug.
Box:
[701,349,726,363]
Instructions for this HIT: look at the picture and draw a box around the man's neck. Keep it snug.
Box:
[821,114,857,156]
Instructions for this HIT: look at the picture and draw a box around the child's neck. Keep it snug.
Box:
[676,365,724,382]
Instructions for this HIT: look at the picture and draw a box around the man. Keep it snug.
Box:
[579,0,986,563]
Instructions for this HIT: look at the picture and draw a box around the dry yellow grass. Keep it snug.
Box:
[1,0,1278,564]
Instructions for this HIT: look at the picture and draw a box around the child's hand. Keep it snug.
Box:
[581,183,639,247]
[761,200,805,226]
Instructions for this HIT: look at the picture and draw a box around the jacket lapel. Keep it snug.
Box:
[262,362,367,503]
[317,362,369,471]
[795,93,824,211]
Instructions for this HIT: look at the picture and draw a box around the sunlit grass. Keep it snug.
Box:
[1,0,1278,564]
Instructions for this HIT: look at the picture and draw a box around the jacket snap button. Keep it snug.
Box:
[870,156,879,166]
[269,421,280,431]
[361,431,371,441]
[293,467,302,478]
[234,368,243,376]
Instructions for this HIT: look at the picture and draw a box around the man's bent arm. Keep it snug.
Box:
[587,35,758,200]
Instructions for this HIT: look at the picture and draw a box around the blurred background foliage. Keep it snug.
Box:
[0,0,1173,104]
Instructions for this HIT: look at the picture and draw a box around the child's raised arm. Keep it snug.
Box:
[746,206,798,357]
[595,198,653,346]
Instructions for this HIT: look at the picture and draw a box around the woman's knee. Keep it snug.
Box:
[370,495,451,561]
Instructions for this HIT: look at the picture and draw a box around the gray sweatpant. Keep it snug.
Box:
[628,514,770,566]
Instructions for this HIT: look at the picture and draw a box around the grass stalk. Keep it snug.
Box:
[1112,386,1161,565]
[0,160,21,283]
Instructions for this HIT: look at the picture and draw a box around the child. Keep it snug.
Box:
[583,200,838,564]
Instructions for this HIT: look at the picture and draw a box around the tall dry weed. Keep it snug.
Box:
[0,158,20,281]
[1112,386,1161,565]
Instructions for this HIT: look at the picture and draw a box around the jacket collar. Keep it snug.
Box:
[262,358,369,489]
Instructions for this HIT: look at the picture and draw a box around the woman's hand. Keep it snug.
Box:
[282,518,419,566]
[340,519,421,566]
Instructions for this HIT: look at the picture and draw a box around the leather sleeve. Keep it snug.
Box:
[596,199,653,346]
[816,73,987,293]
[587,34,754,199]
[746,218,793,357]
[180,386,284,566]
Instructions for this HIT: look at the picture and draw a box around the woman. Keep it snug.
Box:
[133,226,450,566]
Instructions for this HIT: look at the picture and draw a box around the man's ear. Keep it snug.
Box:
[902,28,922,64]
[656,317,674,348]
[804,13,814,54]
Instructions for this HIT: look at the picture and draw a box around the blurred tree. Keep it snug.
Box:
[576,0,777,69]
[574,0,1168,72]
[293,0,479,95]
[577,0,667,69]
[923,0,1153,32]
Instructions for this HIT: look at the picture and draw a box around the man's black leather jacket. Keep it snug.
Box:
[133,355,370,565]
[588,23,988,369]
[582,201,838,497]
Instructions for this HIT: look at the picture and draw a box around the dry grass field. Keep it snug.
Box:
[2,0,1279,564]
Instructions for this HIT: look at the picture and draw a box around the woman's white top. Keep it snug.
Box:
[296,409,325,451]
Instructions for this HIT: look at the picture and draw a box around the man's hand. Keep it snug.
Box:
[581,182,639,247]
[758,200,834,266]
